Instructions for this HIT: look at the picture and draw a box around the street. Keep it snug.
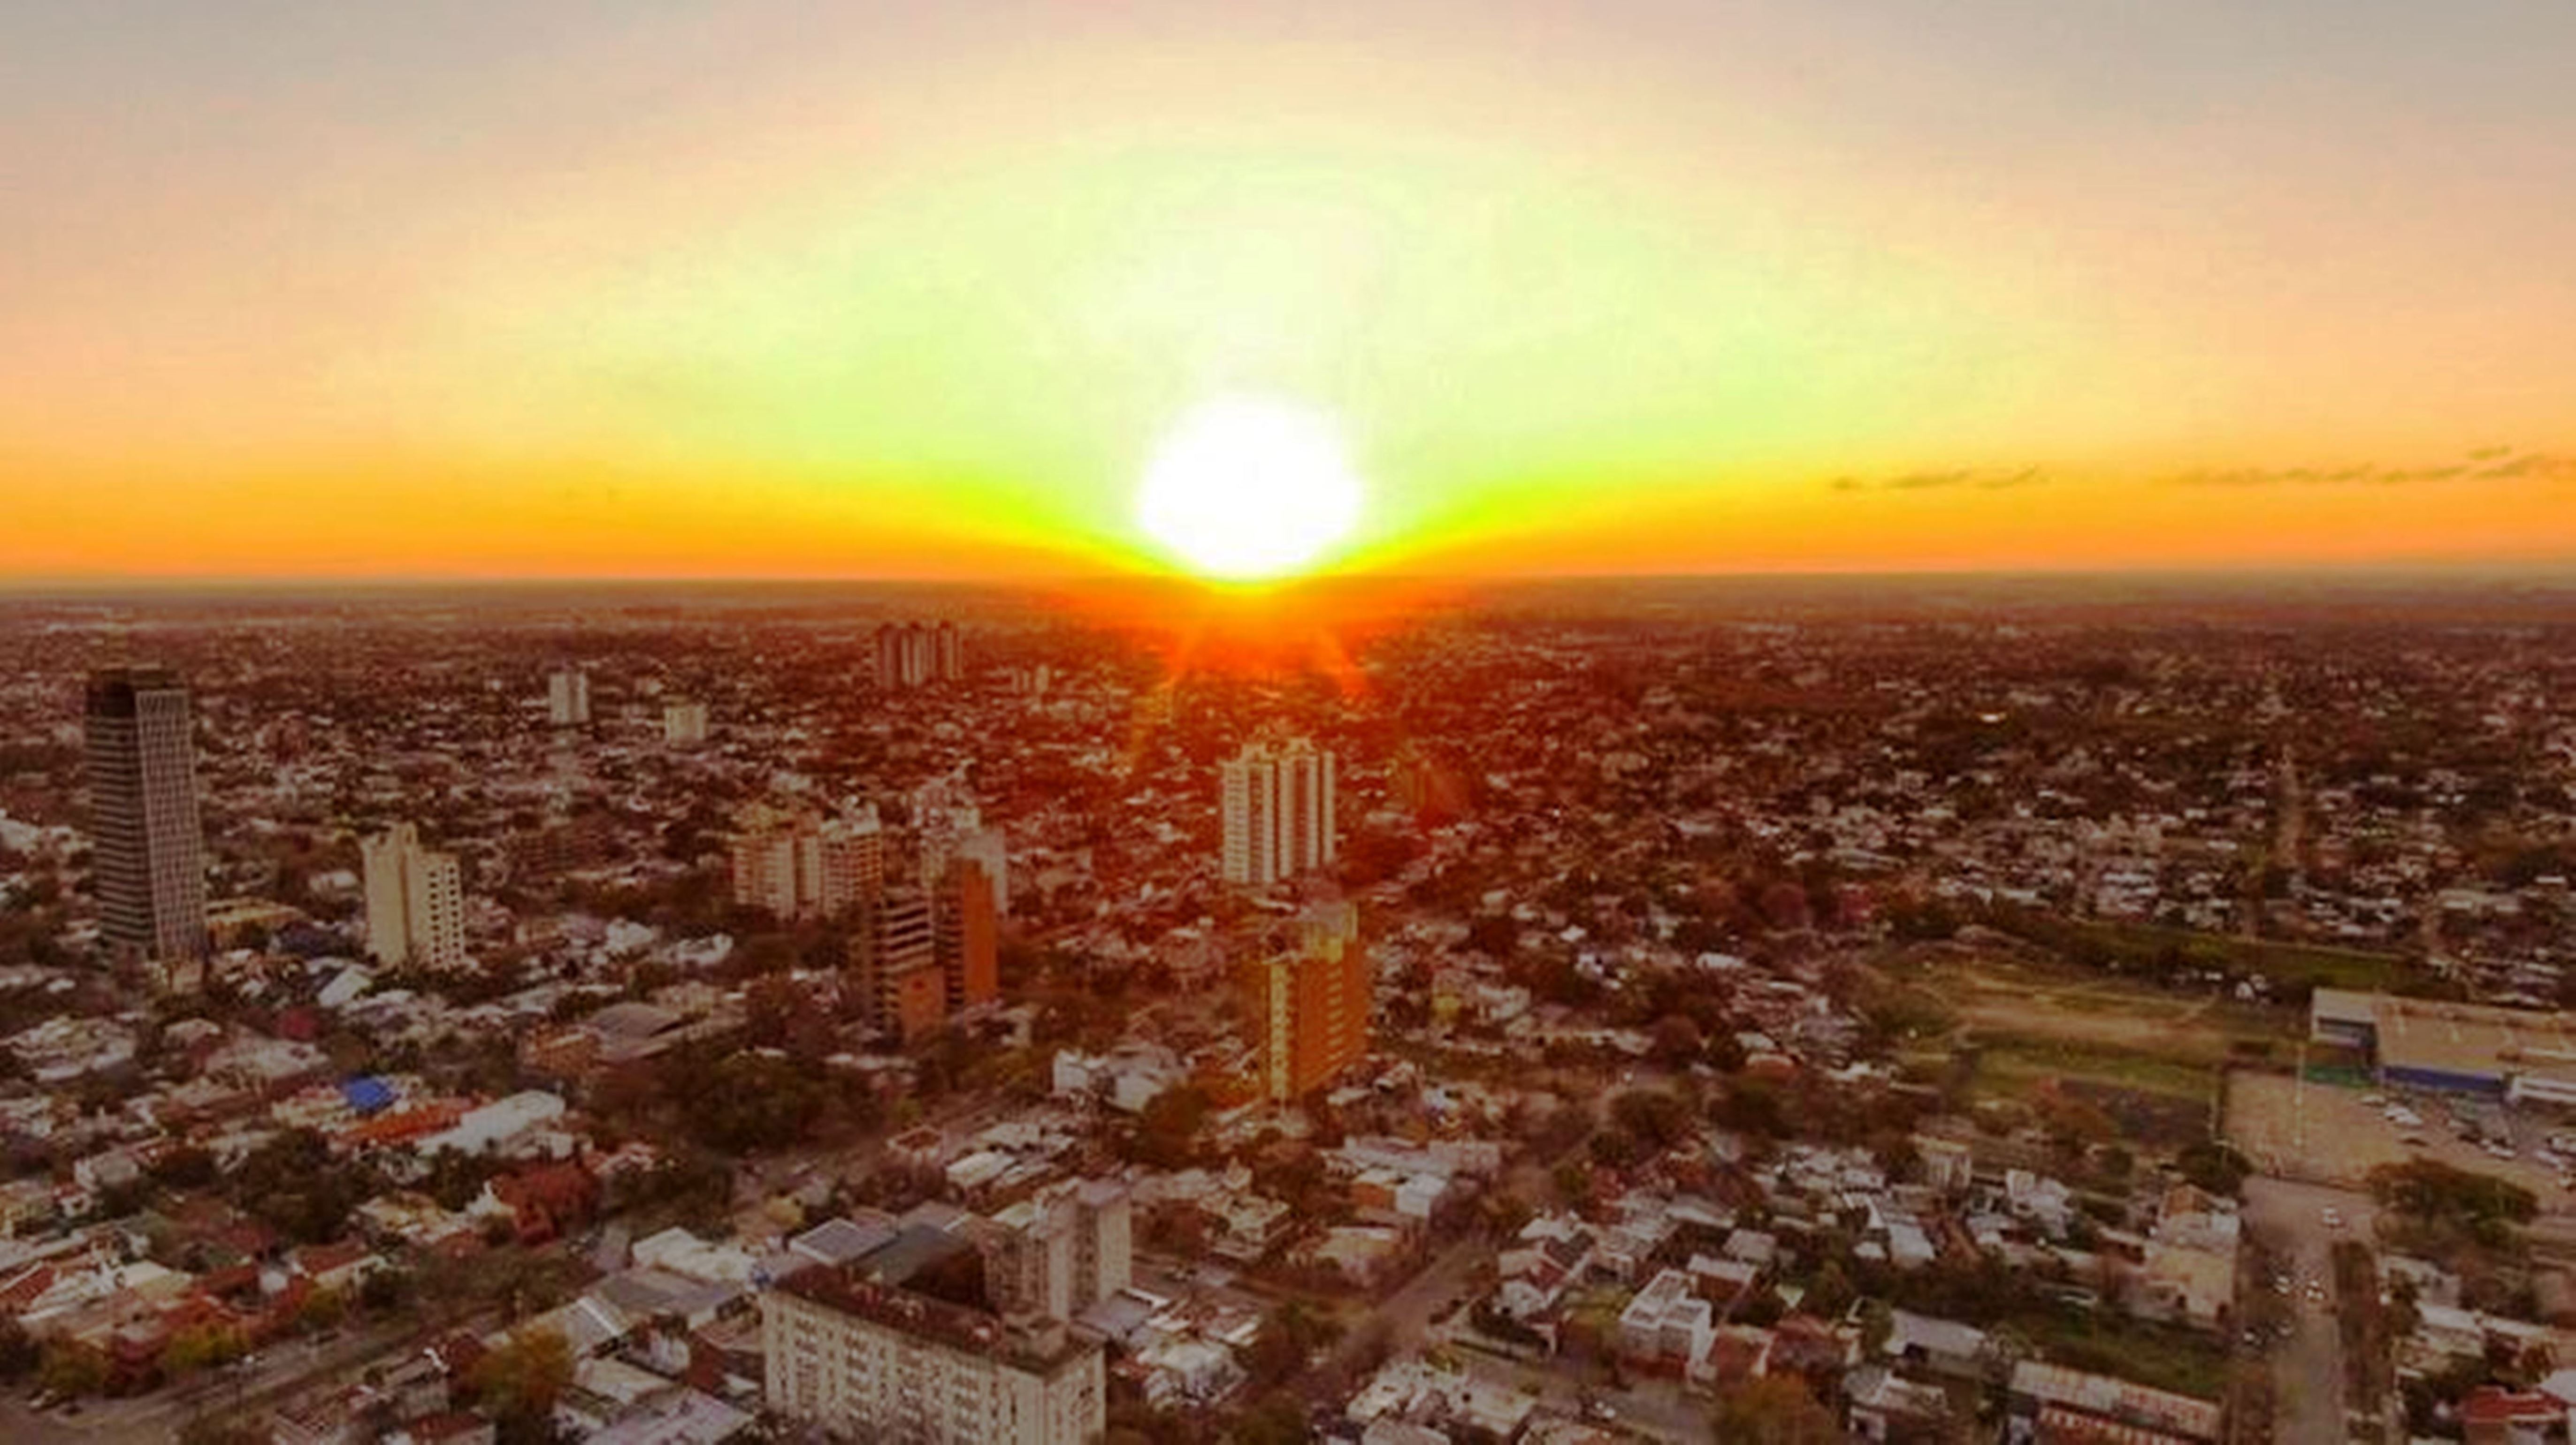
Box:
[0,1311,488,1445]
[2242,1175,2376,1445]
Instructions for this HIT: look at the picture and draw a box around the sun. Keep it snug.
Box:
[1134,394,1366,581]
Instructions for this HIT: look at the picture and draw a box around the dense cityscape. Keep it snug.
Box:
[0,579,2568,1443]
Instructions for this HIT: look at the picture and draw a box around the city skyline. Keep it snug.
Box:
[7,573,2576,1437]
[6,1,2574,583]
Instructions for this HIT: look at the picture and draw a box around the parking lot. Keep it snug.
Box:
[2228,1069,2576,1204]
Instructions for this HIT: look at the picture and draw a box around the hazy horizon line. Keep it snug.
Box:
[4,556,2574,599]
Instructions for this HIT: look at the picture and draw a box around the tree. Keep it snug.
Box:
[1227,1392,1308,1445]
[359,1266,413,1315]
[2176,1141,2251,1198]
[469,1327,573,1442]
[151,1144,221,1192]
[38,1338,108,1399]
[1805,1261,1856,1320]
[164,1323,248,1375]
[677,1050,836,1153]
[1243,1299,1343,1389]
[1127,1086,1212,1170]
[0,1316,35,1381]
[1608,1088,1691,1151]
[298,1286,348,1333]
[1649,1014,1705,1066]
[1709,1374,1841,1444]
[229,1128,382,1244]
[177,1417,266,1445]
[2369,1158,2538,1224]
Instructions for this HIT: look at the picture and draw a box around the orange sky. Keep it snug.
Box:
[4,1,2572,581]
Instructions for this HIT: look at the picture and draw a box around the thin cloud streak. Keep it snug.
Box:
[2167,449,2576,488]
[1830,466,2045,494]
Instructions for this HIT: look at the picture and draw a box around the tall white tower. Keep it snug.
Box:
[1221,738,1336,887]
[546,669,591,727]
[362,823,467,970]
[1280,738,1337,875]
[1221,745,1281,887]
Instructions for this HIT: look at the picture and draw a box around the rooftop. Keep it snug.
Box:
[771,1264,1094,1373]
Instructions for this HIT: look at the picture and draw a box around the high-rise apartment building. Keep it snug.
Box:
[729,822,809,921]
[361,823,467,971]
[858,887,945,1042]
[84,668,207,966]
[546,668,591,727]
[1068,1179,1132,1314]
[912,775,1005,1009]
[1220,748,1280,887]
[982,1194,1074,1324]
[876,623,929,690]
[910,774,979,874]
[1244,902,1369,1102]
[1220,738,1337,887]
[729,805,884,921]
[914,778,1008,905]
[876,620,964,690]
[814,815,887,911]
[980,1177,1131,1323]
[1280,738,1336,875]
[935,856,1001,1013]
[662,700,709,746]
[763,1267,1105,1445]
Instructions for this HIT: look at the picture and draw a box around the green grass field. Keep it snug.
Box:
[2026,918,2416,993]
[2008,1307,2231,1401]
[1972,1034,2220,1103]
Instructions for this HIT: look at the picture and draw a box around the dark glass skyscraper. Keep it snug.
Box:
[84,667,207,964]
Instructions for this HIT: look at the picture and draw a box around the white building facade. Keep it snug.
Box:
[1220,738,1336,887]
[361,823,467,970]
[763,1273,1105,1445]
[546,668,591,726]
[662,700,710,746]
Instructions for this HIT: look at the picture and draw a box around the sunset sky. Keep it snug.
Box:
[5,0,2573,581]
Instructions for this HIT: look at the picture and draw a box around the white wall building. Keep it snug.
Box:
[361,823,467,971]
[764,1271,1104,1445]
[418,1090,567,1157]
[981,1177,1132,1323]
[546,668,591,727]
[662,700,710,746]
[729,805,884,920]
[1220,738,1336,887]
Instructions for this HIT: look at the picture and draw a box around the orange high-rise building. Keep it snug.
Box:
[939,856,1000,1010]
[1243,903,1369,1103]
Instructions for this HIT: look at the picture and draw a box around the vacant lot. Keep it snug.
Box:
[1896,949,2291,1063]
[1888,950,2288,1138]
[2226,1071,2413,1185]
[1896,943,2277,1087]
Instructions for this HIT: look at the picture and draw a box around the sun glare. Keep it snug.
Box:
[1134,395,1365,582]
